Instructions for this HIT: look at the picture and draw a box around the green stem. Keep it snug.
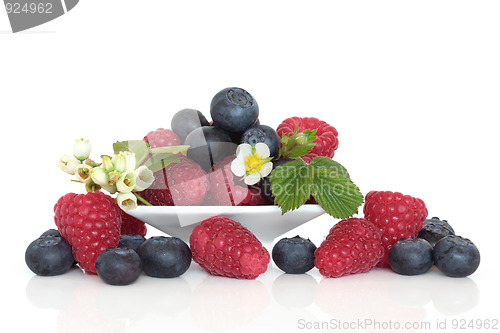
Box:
[134,192,153,206]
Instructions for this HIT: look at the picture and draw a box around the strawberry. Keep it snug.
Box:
[53,191,122,274]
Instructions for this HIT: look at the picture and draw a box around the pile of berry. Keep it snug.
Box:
[25,87,480,285]
[138,87,340,207]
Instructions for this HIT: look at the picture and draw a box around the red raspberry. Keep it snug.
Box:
[53,191,121,274]
[120,210,147,235]
[143,128,180,148]
[204,156,249,206]
[139,156,208,206]
[190,216,270,279]
[239,186,271,206]
[363,190,428,267]
[314,218,384,278]
[276,117,339,163]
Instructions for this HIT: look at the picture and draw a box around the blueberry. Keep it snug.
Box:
[258,159,293,204]
[118,234,146,252]
[423,217,455,234]
[171,108,210,144]
[40,229,61,238]
[388,238,433,275]
[210,87,259,133]
[185,126,236,171]
[418,221,455,248]
[137,236,192,278]
[272,236,316,274]
[240,124,281,158]
[95,248,143,285]
[25,236,74,276]
[39,229,78,266]
[433,235,480,277]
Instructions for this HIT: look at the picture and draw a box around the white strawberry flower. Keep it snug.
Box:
[116,171,136,193]
[134,165,154,192]
[58,153,80,175]
[112,151,136,173]
[116,192,137,212]
[74,164,93,183]
[73,138,92,161]
[231,143,273,185]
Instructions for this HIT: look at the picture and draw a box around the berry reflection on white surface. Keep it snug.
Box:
[24,263,481,333]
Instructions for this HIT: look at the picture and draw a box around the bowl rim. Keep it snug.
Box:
[131,204,324,214]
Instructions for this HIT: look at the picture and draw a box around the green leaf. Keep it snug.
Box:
[113,140,150,166]
[144,153,181,173]
[149,145,189,156]
[270,159,313,214]
[309,156,351,179]
[113,141,189,172]
[310,158,363,218]
[144,145,189,172]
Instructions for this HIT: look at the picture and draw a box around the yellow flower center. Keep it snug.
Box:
[244,153,264,174]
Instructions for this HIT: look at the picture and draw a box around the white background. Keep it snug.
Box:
[1,1,499,332]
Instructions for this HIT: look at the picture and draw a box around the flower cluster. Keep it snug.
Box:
[58,138,154,212]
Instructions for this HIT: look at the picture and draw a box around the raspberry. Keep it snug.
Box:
[190,216,270,279]
[314,218,384,278]
[363,190,428,268]
[120,210,147,236]
[139,156,208,206]
[204,156,249,206]
[53,191,121,274]
[238,186,270,206]
[143,128,180,148]
[276,117,339,163]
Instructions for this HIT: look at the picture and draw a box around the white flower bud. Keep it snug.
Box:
[112,151,136,173]
[58,154,80,175]
[73,138,92,161]
[90,167,109,186]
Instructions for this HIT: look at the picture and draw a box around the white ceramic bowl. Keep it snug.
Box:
[127,205,325,245]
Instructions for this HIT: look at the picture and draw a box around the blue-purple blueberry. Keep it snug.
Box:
[272,236,316,274]
[210,87,259,133]
[95,247,143,285]
[137,236,192,278]
[25,236,74,276]
[240,124,280,158]
[388,238,433,275]
[185,126,236,171]
[171,108,210,144]
[433,235,480,277]
[118,234,146,252]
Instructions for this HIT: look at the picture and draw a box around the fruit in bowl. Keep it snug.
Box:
[32,86,479,284]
